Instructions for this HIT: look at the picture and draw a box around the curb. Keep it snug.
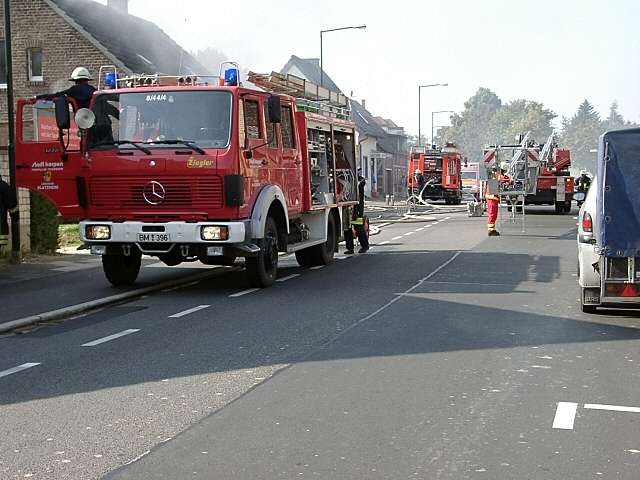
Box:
[0,266,237,334]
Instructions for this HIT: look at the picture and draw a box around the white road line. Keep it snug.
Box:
[169,304,210,318]
[378,241,390,245]
[82,329,140,347]
[376,222,391,228]
[425,225,433,228]
[584,403,640,413]
[392,236,403,240]
[416,227,425,231]
[404,232,415,236]
[310,265,324,270]
[445,216,451,220]
[552,402,578,430]
[0,362,41,379]
[229,288,260,298]
[276,274,300,283]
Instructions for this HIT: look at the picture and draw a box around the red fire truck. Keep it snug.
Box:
[15,65,360,288]
[407,143,462,204]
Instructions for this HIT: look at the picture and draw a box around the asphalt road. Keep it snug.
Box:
[1,206,639,479]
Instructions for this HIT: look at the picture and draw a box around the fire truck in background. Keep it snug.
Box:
[483,132,574,214]
[15,64,360,288]
[407,143,463,204]
[461,162,483,200]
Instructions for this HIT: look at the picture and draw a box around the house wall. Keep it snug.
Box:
[0,0,120,145]
[357,136,379,198]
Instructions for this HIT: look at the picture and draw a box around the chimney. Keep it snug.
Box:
[107,0,128,13]
[361,99,366,110]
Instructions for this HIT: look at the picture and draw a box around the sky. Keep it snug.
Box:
[99,0,639,136]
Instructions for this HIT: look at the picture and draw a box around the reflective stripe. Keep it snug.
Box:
[351,217,364,225]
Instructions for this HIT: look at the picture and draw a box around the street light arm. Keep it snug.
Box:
[321,25,367,33]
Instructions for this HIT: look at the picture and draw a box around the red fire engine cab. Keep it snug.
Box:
[407,143,462,204]
[15,64,360,288]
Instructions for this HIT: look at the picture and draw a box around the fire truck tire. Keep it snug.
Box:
[102,252,141,286]
[295,214,336,267]
[564,202,572,213]
[246,217,279,288]
[554,202,565,214]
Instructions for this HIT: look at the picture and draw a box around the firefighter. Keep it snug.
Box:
[344,175,369,254]
[485,163,511,237]
[0,174,18,250]
[576,170,592,193]
[36,67,96,109]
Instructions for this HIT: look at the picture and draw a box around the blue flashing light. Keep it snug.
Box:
[105,72,118,89]
[224,68,239,86]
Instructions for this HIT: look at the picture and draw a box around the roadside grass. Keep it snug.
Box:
[58,223,81,249]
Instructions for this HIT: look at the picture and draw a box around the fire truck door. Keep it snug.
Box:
[15,99,87,219]
[279,103,303,214]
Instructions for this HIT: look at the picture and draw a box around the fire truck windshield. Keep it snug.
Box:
[88,90,232,151]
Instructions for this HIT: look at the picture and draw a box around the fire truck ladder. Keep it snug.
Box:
[247,71,351,121]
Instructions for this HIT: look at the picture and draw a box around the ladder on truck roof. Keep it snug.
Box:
[247,71,351,121]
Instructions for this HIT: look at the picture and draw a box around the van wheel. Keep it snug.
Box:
[102,251,141,286]
[246,217,278,288]
[581,288,598,314]
[296,214,336,267]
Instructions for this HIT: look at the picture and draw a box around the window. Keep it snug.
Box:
[28,48,43,82]
[264,104,278,148]
[0,40,7,87]
[281,105,295,149]
[244,100,261,139]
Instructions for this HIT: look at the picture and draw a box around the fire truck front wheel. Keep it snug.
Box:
[102,251,142,286]
[246,217,279,288]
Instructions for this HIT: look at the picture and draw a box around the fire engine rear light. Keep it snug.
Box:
[201,225,229,241]
[605,283,639,297]
[582,212,593,233]
[86,225,111,240]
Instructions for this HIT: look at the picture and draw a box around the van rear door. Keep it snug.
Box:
[15,99,87,219]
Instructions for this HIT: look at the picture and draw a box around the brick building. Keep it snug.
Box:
[0,0,205,252]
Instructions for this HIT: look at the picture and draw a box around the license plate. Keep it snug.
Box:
[137,233,171,242]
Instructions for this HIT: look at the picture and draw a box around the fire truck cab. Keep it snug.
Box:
[15,65,359,288]
[407,143,462,204]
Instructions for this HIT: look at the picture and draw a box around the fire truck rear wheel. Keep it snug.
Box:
[295,214,336,267]
[102,251,142,286]
[246,217,279,288]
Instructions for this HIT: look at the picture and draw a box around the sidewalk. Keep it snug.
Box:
[0,253,222,327]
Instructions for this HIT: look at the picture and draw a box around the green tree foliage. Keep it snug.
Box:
[604,101,627,130]
[559,100,603,173]
[30,192,60,253]
[487,100,555,143]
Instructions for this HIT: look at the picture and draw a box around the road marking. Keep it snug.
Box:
[426,225,433,228]
[584,403,640,413]
[416,227,425,231]
[0,362,41,379]
[376,222,391,228]
[552,402,578,430]
[392,236,403,240]
[169,305,210,318]
[378,241,390,245]
[82,329,140,347]
[310,266,324,270]
[445,216,451,220]
[276,274,300,283]
[404,232,415,236]
[229,288,260,298]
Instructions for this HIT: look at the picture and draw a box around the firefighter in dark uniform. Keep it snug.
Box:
[344,175,369,254]
[0,174,18,250]
[36,67,96,109]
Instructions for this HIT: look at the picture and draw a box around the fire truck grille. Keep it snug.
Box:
[90,176,224,210]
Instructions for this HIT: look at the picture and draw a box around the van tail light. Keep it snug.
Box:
[605,283,639,297]
[582,212,593,233]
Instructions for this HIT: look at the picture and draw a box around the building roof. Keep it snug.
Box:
[350,99,387,139]
[280,55,342,94]
[48,0,208,75]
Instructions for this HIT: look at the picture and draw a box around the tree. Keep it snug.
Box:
[604,101,627,130]
[486,99,555,143]
[559,100,602,172]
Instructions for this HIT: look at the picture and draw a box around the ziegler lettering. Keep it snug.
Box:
[187,158,214,168]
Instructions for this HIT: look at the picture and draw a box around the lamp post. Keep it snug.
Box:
[418,83,447,146]
[3,0,20,262]
[431,110,454,145]
[320,25,366,88]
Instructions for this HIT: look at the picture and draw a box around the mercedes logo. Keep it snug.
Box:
[143,180,166,205]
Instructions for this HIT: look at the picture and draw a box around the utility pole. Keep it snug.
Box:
[417,83,448,146]
[4,0,21,262]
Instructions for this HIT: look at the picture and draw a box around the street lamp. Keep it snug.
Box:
[418,83,448,146]
[320,25,366,88]
[431,110,454,145]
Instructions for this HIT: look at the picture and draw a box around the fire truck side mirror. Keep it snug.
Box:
[54,96,71,130]
[267,95,281,124]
